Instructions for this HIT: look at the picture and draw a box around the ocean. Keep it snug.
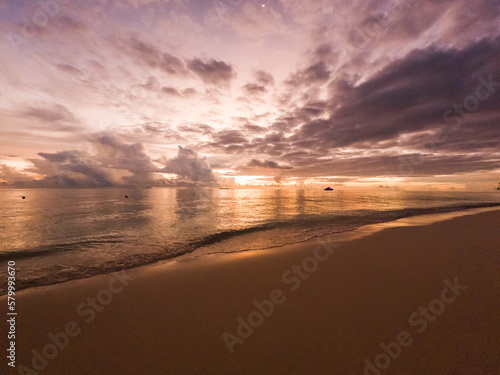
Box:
[1,188,499,294]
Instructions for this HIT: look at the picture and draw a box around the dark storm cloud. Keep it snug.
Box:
[197,36,500,178]
[290,37,500,153]
[288,153,500,178]
[291,106,325,124]
[395,115,500,154]
[266,101,327,133]
[187,58,236,86]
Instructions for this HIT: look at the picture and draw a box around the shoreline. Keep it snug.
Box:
[1,209,499,374]
[181,204,500,260]
[6,205,499,298]
[3,204,500,296]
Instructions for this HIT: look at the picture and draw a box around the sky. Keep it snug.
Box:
[0,0,499,190]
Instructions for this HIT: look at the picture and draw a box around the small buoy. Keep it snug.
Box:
[125,195,128,198]
[22,196,26,199]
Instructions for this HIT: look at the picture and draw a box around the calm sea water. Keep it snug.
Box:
[1,188,499,293]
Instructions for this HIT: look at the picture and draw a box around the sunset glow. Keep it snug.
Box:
[1,0,499,190]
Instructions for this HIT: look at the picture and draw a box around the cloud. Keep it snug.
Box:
[243,124,266,133]
[242,83,267,95]
[56,64,83,76]
[93,133,159,186]
[0,134,222,187]
[126,36,188,76]
[288,153,500,178]
[177,123,214,135]
[36,150,115,187]
[1,0,500,188]
[160,146,216,183]
[246,159,293,169]
[53,16,88,34]
[254,70,274,86]
[198,35,500,179]
[21,104,76,123]
[3,134,163,187]
[213,130,248,145]
[182,88,199,97]
[0,164,34,186]
[187,58,236,86]
[161,86,182,96]
[289,36,500,156]
[205,129,250,154]
[286,61,331,86]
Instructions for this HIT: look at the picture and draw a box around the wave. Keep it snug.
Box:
[175,201,500,251]
[1,202,500,294]
[2,202,500,263]
[0,239,123,261]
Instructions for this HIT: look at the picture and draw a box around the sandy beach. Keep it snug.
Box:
[2,0,500,373]
[2,209,500,375]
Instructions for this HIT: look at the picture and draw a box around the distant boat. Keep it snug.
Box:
[324,187,333,191]
[219,187,230,190]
